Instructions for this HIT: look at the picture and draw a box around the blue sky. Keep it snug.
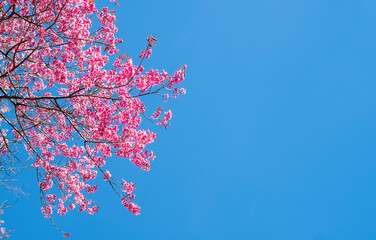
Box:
[5,0,376,239]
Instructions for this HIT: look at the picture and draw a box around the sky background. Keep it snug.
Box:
[4,0,376,239]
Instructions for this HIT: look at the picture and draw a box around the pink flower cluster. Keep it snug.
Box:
[121,180,140,215]
[0,209,9,239]
[140,48,152,59]
[0,0,186,237]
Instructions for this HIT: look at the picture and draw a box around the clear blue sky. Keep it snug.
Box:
[5,0,376,239]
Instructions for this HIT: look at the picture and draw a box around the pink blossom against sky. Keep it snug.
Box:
[5,0,376,239]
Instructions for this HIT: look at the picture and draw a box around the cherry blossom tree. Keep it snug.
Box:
[0,0,186,237]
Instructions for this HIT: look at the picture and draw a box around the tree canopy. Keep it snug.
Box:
[0,0,186,238]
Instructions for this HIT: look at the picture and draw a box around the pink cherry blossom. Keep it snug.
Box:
[0,0,186,237]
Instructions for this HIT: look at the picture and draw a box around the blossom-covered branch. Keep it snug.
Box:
[0,0,186,237]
